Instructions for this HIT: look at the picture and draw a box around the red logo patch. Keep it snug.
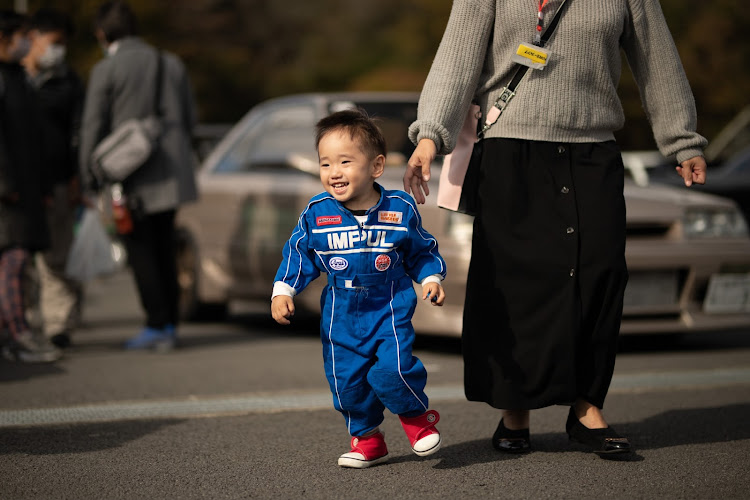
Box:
[375,254,391,272]
[316,215,342,226]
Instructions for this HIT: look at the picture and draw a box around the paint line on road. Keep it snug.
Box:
[609,367,750,391]
[1,367,749,427]
[0,393,333,427]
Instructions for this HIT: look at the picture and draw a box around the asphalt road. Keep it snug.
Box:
[1,270,749,499]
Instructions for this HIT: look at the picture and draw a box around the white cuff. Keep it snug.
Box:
[272,281,297,300]
[420,274,443,286]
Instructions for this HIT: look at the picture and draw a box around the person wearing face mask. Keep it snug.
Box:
[22,8,85,350]
[0,10,60,363]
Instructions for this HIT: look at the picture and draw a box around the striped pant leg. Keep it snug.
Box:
[0,247,31,339]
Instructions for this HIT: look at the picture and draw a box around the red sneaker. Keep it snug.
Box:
[399,409,441,456]
[338,430,389,469]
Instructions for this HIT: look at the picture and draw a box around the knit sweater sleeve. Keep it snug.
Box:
[622,0,707,163]
[408,0,495,155]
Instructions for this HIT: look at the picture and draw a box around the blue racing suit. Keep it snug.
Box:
[273,184,446,436]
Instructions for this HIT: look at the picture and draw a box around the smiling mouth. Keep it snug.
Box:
[331,182,348,193]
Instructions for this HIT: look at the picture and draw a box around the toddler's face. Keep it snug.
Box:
[318,130,384,211]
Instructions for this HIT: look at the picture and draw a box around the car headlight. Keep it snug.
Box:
[682,208,749,238]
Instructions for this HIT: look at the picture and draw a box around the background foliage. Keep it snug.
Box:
[7,0,749,150]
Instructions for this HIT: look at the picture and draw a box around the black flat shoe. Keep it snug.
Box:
[492,418,530,453]
[565,407,631,455]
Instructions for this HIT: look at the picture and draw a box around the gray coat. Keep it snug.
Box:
[79,37,198,214]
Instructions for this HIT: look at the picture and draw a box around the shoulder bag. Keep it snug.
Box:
[437,0,570,216]
[92,50,164,183]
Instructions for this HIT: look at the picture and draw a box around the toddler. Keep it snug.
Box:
[271,108,447,468]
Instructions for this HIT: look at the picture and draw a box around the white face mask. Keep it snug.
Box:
[37,43,66,70]
[9,36,31,62]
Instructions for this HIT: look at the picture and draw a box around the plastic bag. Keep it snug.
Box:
[65,208,119,281]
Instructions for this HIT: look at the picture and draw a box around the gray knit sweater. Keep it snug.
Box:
[409,0,707,163]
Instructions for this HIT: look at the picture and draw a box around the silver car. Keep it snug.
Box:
[176,92,750,336]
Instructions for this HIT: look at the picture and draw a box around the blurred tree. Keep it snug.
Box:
[11,0,749,150]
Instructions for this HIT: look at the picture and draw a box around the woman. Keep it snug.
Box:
[405,0,707,455]
[0,10,60,363]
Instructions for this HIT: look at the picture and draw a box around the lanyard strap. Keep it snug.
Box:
[478,0,570,137]
[536,0,567,49]
[535,0,551,45]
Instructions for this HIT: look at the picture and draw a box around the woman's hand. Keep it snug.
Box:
[404,139,438,204]
[675,156,707,186]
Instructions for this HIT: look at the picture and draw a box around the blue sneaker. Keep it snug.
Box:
[124,327,176,352]
[160,324,177,352]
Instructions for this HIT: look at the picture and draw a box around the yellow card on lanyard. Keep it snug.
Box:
[511,43,551,70]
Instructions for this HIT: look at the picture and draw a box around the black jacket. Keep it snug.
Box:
[30,64,84,185]
[0,62,50,252]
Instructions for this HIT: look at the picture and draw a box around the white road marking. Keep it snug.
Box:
[1,368,748,427]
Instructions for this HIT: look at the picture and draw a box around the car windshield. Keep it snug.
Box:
[213,98,419,174]
[328,100,418,165]
[214,104,317,174]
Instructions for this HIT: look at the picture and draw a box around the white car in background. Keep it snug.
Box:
[177,92,750,336]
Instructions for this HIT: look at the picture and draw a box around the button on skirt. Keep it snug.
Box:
[462,138,628,410]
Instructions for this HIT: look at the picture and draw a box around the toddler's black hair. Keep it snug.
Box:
[315,108,387,159]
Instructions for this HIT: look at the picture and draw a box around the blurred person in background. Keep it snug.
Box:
[22,7,85,349]
[79,1,198,351]
[0,10,60,363]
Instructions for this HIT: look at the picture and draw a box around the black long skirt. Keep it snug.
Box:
[462,138,628,410]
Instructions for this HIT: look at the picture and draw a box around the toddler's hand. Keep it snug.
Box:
[271,295,295,325]
[422,282,445,306]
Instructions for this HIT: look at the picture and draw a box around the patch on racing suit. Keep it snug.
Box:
[329,257,348,270]
[375,254,391,271]
[317,215,342,226]
[377,211,403,224]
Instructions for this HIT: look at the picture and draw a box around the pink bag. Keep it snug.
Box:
[435,0,572,215]
[437,104,481,215]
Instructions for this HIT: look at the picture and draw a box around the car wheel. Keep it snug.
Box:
[176,230,228,322]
